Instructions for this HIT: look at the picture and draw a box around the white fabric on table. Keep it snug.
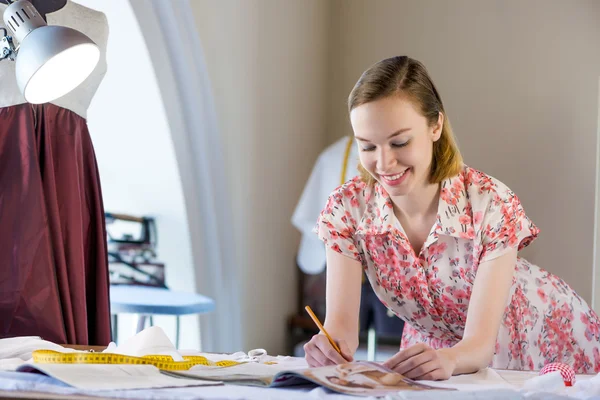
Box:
[2,368,599,399]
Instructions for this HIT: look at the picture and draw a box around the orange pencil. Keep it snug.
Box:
[304,305,342,354]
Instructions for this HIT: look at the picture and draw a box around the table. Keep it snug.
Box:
[109,285,215,348]
[0,368,591,400]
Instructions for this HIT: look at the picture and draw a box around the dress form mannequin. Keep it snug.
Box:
[0,0,111,345]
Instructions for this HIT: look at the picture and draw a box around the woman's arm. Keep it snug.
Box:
[304,248,363,366]
[441,248,518,374]
[323,248,363,354]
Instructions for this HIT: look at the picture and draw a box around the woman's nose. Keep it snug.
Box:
[376,148,396,171]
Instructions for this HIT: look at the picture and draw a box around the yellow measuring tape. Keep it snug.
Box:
[32,350,275,371]
[340,136,353,186]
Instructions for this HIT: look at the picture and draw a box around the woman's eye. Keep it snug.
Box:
[392,141,409,148]
[360,146,375,152]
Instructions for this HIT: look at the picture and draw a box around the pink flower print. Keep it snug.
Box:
[485,224,497,240]
[397,244,412,257]
[380,279,391,291]
[324,167,600,373]
[339,228,352,239]
[440,187,452,203]
[440,294,455,309]
[537,333,548,357]
[371,251,386,265]
[408,275,421,288]
[459,214,471,227]
[386,247,396,258]
[390,256,402,269]
[324,196,337,214]
[473,211,483,225]
[459,227,475,239]
[581,312,600,341]
[331,243,341,253]
[371,236,384,248]
[573,349,592,373]
[428,276,444,292]
[537,288,548,303]
[451,266,463,279]
[366,226,378,236]
[454,288,469,303]
[428,242,448,257]
[527,355,534,370]
[452,178,463,193]
[534,278,544,287]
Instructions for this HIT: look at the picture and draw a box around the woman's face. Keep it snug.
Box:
[350,96,442,197]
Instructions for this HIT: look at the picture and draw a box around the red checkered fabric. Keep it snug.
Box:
[540,363,576,386]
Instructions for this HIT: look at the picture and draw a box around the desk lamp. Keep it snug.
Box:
[1,0,99,103]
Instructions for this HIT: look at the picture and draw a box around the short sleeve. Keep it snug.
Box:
[480,186,539,263]
[314,186,363,263]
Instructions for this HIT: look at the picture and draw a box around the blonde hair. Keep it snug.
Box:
[348,56,463,185]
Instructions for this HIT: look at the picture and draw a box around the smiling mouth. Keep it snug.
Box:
[380,168,409,180]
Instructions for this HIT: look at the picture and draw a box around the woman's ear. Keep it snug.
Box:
[432,112,444,142]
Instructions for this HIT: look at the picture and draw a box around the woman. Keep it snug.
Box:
[304,56,600,379]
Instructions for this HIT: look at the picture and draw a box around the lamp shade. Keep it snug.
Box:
[3,0,99,104]
[16,26,99,104]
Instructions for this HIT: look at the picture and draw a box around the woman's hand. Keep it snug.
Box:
[304,334,354,367]
[383,343,456,380]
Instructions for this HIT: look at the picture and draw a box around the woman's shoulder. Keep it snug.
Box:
[327,176,370,204]
[461,165,516,205]
[460,166,539,254]
[320,176,372,220]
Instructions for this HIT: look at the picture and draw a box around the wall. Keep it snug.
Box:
[73,0,600,353]
[74,0,199,347]
[189,0,331,353]
[326,0,600,303]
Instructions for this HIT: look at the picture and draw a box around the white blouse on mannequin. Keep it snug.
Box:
[0,0,108,119]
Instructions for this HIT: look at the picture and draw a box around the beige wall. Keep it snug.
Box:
[327,0,600,302]
[189,0,331,353]
[189,0,599,353]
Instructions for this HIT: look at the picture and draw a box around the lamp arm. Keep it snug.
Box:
[0,27,17,61]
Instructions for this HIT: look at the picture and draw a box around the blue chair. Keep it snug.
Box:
[110,285,215,348]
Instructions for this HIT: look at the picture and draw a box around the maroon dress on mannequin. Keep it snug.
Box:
[0,1,111,345]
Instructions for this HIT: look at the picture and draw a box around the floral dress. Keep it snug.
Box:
[316,165,600,373]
